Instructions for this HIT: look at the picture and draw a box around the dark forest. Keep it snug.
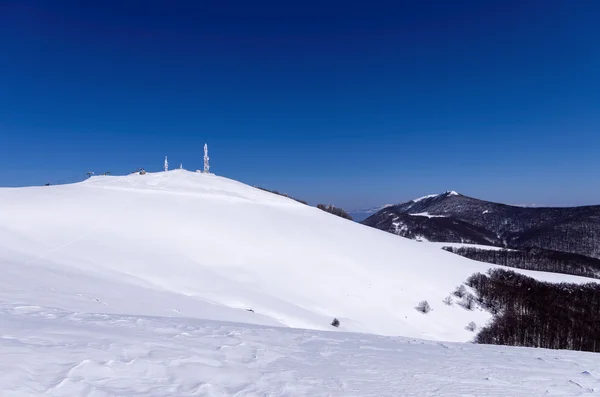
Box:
[444,246,600,279]
[467,269,600,352]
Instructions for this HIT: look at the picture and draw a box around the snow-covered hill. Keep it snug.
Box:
[0,170,592,343]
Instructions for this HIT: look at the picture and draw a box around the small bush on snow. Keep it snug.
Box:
[443,295,453,306]
[466,321,477,332]
[460,293,476,310]
[331,318,340,327]
[416,300,431,314]
[453,285,467,298]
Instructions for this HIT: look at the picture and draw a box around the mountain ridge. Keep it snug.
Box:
[362,191,600,259]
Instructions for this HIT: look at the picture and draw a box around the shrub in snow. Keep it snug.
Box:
[443,295,453,306]
[466,321,477,332]
[460,293,476,310]
[453,285,467,298]
[416,300,431,314]
[331,318,340,327]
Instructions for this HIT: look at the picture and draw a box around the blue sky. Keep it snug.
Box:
[1,1,599,208]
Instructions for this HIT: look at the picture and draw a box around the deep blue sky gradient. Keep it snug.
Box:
[1,1,599,208]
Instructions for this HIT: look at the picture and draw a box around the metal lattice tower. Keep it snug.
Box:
[203,144,210,174]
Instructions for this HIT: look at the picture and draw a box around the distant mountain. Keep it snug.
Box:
[363,212,502,245]
[348,205,393,222]
[362,191,600,259]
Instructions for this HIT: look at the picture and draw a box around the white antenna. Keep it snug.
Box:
[180,162,183,169]
[164,156,169,172]
[203,144,210,174]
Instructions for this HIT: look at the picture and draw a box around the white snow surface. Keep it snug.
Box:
[430,242,514,251]
[2,170,600,396]
[411,193,439,203]
[411,191,458,204]
[3,301,600,397]
[0,170,592,342]
[409,212,448,218]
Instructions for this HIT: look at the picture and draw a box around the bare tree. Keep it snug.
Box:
[460,294,476,310]
[416,300,431,314]
[453,285,467,298]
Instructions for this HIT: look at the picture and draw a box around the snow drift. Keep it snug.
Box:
[4,302,600,396]
[0,170,591,342]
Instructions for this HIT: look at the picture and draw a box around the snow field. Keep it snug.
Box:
[2,170,600,396]
[2,301,599,396]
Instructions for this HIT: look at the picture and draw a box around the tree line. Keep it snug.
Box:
[443,246,600,279]
[466,269,600,352]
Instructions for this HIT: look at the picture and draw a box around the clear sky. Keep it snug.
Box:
[1,1,599,209]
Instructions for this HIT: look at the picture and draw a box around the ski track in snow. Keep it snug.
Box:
[2,302,600,397]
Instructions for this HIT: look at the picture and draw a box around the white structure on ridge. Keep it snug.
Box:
[164,156,169,172]
[203,144,210,174]
[180,162,183,169]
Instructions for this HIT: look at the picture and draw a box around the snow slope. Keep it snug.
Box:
[3,301,600,397]
[428,242,515,251]
[0,170,593,343]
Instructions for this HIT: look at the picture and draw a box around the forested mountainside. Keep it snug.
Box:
[443,246,600,280]
[467,269,600,353]
[363,191,600,259]
[363,212,501,245]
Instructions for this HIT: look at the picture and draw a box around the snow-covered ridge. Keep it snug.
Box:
[429,242,515,251]
[409,190,460,205]
[0,170,591,343]
[409,212,448,218]
[411,194,439,203]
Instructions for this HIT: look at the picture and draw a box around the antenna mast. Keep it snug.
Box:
[203,144,210,173]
